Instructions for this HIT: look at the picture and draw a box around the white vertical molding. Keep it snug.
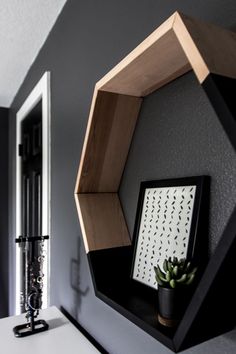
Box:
[15,72,51,314]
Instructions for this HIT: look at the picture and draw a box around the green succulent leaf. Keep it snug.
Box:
[176,274,187,283]
[190,267,198,274]
[185,261,191,272]
[165,270,171,282]
[170,279,176,288]
[159,275,169,283]
[186,273,195,285]
[167,260,173,272]
[163,259,168,273]
[155,274,165,286]
[173,265,178,277]
[155,265,165,279]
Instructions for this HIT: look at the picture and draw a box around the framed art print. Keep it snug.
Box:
[131,176,207,290]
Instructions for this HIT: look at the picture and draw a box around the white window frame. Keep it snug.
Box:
[15,72,51,314]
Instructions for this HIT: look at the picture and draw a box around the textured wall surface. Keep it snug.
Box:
[120,73,236,256]
[0,107,9,318]
[8,0,236,353]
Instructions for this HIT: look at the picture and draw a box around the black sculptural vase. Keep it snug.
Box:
[157,286,191,327]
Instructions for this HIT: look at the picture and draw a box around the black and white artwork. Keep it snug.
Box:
[131,177,206,290]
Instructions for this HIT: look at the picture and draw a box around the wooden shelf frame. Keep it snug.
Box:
[74,11,236,351]
[75,11,236,253]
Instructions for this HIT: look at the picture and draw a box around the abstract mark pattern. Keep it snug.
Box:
[132,185,196,289]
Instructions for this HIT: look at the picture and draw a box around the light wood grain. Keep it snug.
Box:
[75,193,131,252]
[96,11,236,94]
[75,89,98,194]
[97,13,176,89]
[174,12,236,83]
[76,90,142,193]
[98,14,191,96]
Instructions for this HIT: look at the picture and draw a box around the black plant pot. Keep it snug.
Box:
[158,287,191,327]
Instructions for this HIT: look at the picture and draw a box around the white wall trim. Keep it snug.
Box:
[15,72,51,314]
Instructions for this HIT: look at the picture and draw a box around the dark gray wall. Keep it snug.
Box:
[120,72,236,256]
[9,0,236,353]
[0,107,9,318]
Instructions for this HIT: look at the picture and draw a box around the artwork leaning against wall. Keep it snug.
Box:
[131,176,208,290]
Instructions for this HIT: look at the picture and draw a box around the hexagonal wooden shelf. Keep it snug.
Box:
[75,12,236,352]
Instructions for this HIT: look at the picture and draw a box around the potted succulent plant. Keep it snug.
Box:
[154,257,197,327]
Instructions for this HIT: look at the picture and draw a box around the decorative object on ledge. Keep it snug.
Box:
[13,236,49,337]
[74,11,236,352]
[131,177,205,290]
[155,257,198,327]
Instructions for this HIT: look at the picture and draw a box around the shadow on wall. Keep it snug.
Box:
[70,237,89,321]
[0,270,8,318]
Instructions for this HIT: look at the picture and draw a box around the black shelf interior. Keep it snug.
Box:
[89,247,181,351]
[88,213,236,352]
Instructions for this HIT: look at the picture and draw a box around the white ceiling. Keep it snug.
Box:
[0,0,67,108]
